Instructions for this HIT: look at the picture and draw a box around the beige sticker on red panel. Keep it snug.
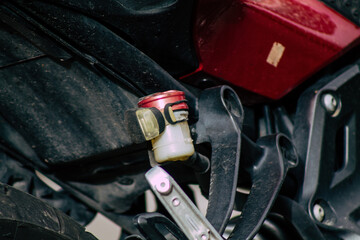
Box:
[266,42,285,67]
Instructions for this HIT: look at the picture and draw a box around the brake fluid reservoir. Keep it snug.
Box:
[138,90,195,163]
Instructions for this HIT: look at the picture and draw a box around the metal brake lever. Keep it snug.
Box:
[145,166,223,240]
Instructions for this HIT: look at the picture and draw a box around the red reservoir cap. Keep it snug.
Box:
[138,90,188,111]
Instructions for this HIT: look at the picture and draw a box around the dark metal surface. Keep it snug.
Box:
[255,216,302,240]
[229,134,298,240]
[271,196,325,240]
[195,86,243,234]
[294,61,360,234]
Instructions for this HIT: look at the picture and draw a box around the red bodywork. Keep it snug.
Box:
[191,0,360,100]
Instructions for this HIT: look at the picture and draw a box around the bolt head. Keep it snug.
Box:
[313,204,325,222]
[198,231,210,240]
[322,93,338,113]
[201,234,208,240]
[172,198,180,207]
[155,178,172,195]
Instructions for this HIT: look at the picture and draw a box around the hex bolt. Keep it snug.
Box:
[156,178,172,195]
[322,93,338,113]
[313,204,325,222]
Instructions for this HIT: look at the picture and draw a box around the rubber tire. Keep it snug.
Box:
[0,183,97,240]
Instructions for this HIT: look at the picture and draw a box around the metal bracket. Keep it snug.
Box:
[272,196,326,240]
[229,134,298,240]
[294,62,360,234]
[195,86,243,234]
[146,166,223,240]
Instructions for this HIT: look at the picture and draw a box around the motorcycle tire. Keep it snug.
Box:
[0,182,97,240]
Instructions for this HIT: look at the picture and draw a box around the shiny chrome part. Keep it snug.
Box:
[313,204,325,222]
[322,93,341,116]
[323,93,337,112]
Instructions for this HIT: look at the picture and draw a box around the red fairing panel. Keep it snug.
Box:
[193,0,360,99]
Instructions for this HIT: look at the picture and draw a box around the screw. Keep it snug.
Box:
[201,234,208,240]
[313,204,325,222]
[322,93,338,113]
[172,197,180,207]
[156,178,172,195]
[199,231,210,240]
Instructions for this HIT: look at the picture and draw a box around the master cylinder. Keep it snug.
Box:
[137,90,195,163]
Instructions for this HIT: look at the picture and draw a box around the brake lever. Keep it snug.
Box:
[145,166,223,240]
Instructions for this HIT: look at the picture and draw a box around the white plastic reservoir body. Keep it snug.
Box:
[151,110,194,163]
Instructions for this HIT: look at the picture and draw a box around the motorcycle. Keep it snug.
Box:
[1,0,360,239]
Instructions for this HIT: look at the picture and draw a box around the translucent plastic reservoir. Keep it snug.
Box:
[151,111,194,163]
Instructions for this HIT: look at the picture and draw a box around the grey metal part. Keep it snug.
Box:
[146,166,223,240]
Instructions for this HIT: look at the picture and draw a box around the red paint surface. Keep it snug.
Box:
[138,90,188,110]
[192,0,360,99]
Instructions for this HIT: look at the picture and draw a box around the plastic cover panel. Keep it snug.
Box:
[0,25,141,165]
